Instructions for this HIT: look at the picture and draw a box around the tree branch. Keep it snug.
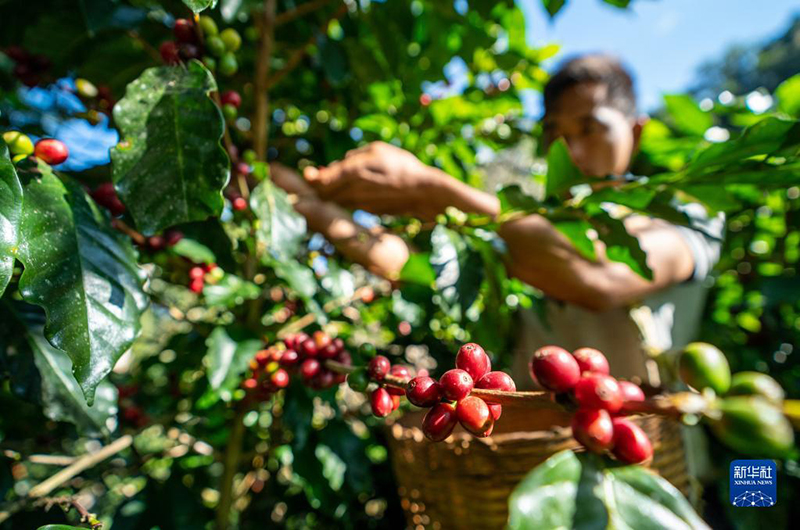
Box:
[215,406,248,530]
[254,0,278,162]
[275,0,333,26]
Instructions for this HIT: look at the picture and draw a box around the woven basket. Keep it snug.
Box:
[386,405,690,530]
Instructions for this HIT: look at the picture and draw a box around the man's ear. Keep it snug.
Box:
[632,115,649,154]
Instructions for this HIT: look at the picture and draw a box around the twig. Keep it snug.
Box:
[275,0,332,26]
[215,406,248,530]
[111,219,146,246]
[276,286,373,338]
[253,0,278,161]
[40,495,103,529]
[0,436,132,523]
[27,436,133,498]
[323,360,711,416]
[127,30,162,64]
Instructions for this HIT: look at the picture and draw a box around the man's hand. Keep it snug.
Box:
[303,142,444,218]
[304,141,500,218]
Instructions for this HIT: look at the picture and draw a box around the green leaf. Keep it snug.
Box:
[3,303,117,437]
[399,252,436,286]
[688,117,798,173]
[430,225,484,318]
[16,164,148,404]
[204,327,262,394]
[553,220,596,260]
[497,185,541,214]
[111,60,229,235]
[776,74,800,117]
[272,259,318,301]
[545,139,586,199]
[183,0,217,13]
[38,526,88,530]
[0,140,23,297]
[250,178,307,261]
[590,210,653,280]
[541,0,567,17]
[203,274,260,308]
[509,450,708,530]
[664,94,713,137]
[171,237,216,265]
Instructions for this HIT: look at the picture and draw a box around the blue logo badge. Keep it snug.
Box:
[730,459,777,507]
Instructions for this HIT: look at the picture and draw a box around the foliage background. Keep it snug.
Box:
[0,1,798,529]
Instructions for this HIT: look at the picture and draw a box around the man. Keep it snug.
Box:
[295,54,723,387]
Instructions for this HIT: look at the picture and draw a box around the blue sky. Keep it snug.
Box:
[517,0,800,113]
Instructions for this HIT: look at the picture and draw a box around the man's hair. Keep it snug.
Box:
[543,54,637,118]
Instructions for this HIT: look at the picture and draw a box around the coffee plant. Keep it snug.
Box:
[1,0,799,528]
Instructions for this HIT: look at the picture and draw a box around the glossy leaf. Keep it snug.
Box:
[545,139,586,199]
[430,225,484,317]
[509,450,708,530]
[16,164,147,404]
[399,252,436,286]
[541,0,567,17]
[111,60,229,235]
[553,219,597,260]
[665,94,713,137]
[590,210,653,280]
[498,184,542,214]
[4,303,117,437]
[204,327,262,394]
[250,178,307,261]
[0,140,22,297]
[775,74,800,117]
[183,0,217,13]
[171,237,217,265]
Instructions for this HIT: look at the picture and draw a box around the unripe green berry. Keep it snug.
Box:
[220,28,242,52]
[222,103,238,121]
[199,15,218,37]
[347,369,371,393]
[242,149,257,164]
[3,131,34,156]
[245,26,259,42]
[218,53,238,76]
[206,35,226,57]
[202,56,216,71]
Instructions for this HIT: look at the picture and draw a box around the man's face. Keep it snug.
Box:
[543,82,641,177]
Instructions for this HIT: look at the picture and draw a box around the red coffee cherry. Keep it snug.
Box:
[233,197,248,211]
[299,338,318,358]
[611,418,653,464]
[456,342,491,382]
[391,394,401,411]
[159,41,181,65]
[572,347,610,375]
[571,409,614,452]
[439,369,473,402]
[313,370,336,390]
[334,350,352,366]
[573,374,623,413]
[406,376,442,408]
[618,381,645,404]
[34,139,69,165]
[189,278,204,293]
[371,387,394,418]
[221,90,242,108]
[475,371,516,420]
[165,229,184,246]
[319,343,339,360]
[529,346,581,393]
[270,368,290,389]
[421,402,457,442]
[279,349,299,367]
[313,331,332,350]
[368,356,390,380]
[189,266,205,280]
[147,235,166,251]
[455,396,494,437]
[299,358,321,381]
[173,18,197,44]
[242,378,258,390]
[91,183,126,216]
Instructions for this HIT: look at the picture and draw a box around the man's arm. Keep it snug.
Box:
[301,142,696,308]
[271,163,410,279]
[498,214,695,311]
